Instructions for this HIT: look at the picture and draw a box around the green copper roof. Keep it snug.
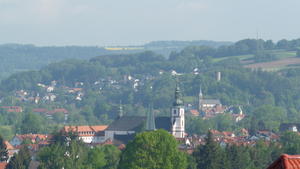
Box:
[173,83,183,106]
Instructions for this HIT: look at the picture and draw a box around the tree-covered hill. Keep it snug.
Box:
[1,38,300,137]
[0,40,231,80]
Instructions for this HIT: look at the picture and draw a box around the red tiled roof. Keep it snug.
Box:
[63,125,108,136]
[4,141,14,150]
[0,162,7,169]
[190,109,200,116]
[15,134,49,143]
[1,106,23,113]
[267,154,300,169]
[47,108,68,115]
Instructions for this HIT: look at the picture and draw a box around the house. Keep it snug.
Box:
[189,109,200,116]
[1,106,23,113]
[267,154,300,169]
[33,108,69,121]
[5,141,18,160]
[10,134,49,147]
[46,108,69,120]
[280,123,300,132]
[63,125,108,143]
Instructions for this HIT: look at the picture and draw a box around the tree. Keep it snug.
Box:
[225,145,251,169]
[37,131,88,169]
[20,112,44,134]
[193,131,225,169]
[6,146,31,169]
[281,131,300,154]
[0,135,8,162]
[85,147,106,169]
[98,145,121,169]
[118,129,187,169]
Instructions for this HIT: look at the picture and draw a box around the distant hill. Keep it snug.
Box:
[0,40,231,79]
[144,40,232,48]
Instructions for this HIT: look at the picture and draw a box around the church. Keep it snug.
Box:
[104,84,186,142]
[198,86,224,117]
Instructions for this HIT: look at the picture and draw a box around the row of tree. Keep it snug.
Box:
[3,130,300,169]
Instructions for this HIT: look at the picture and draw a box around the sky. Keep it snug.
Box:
[0,0,299,46]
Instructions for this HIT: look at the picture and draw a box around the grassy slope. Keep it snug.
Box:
[214,50,298,71]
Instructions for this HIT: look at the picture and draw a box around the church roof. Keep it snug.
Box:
[155,117,171,131]
[106,116,171,132]
[106,116,146,131]
[201,99,221,105]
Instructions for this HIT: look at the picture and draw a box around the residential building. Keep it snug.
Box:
[63,125,108,143]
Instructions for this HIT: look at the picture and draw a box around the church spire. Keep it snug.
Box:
[173,79,183,106]
[199,85,203,99]
[146,104,156,131]
[198,85,203,112]
[118,100,123,118]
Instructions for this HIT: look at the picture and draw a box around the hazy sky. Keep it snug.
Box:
[0,0,299,46]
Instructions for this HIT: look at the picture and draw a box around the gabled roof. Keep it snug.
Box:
[4,141,14,150]
[14,134,49,142]
[63,125,108,134]
[189,109,200,116]
[267,154,300,169]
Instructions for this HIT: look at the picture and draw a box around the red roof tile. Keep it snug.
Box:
[0,162,7,169]
[63,125,108,136]
[267,154,300,169]
[190,109,200,116]
[4,141,14,150]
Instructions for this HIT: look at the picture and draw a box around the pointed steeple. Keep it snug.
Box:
[173,79,183,106]
[199,85,203,99]
[239,106,243,115]
[118,100,123,118]
[198,85,203,112]
[146,104,156,131]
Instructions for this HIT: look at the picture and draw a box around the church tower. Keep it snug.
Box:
[171,83,185,138]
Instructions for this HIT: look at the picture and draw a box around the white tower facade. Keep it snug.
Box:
[171,84,185,138]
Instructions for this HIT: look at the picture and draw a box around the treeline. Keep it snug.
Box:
[4,130,300,169]
[171,38,300,60]
[0,44,108,79]
[0,40,231,80]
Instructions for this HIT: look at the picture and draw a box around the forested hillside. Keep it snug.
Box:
[0,38,300,138]
[0,41,230,80]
